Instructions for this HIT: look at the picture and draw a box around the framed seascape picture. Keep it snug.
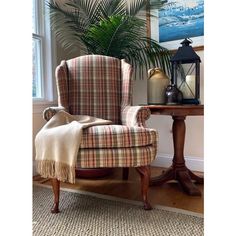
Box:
[149,0,204,51]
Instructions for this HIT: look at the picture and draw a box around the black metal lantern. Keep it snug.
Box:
[170,38,201,104]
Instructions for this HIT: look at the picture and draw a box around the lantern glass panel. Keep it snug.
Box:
[176,63,196,99]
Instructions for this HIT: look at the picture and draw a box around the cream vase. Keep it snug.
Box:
[147,68,170,104]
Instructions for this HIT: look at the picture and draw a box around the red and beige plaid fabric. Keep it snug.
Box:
[55,60,69,111]
[121,59,133,108]
[121,106,151,127]
[45,55,158,168]
[77,145,157,168]
[54,55,151,126]
[80,125,156,149]
[66,55,121,123]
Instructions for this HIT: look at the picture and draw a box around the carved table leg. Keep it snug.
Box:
[150,166,175,186]
[177,170,201,196]
[136,166,152,210]
[51,178,60,214]
[189,171,204,184]
[150,116,203,196]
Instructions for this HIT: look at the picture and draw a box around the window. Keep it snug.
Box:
[32,0,54,101]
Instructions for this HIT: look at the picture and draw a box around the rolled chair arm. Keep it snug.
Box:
[121,106,151,127]
[43,106,66,121]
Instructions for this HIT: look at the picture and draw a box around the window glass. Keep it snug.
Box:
[32,0,53,101]
[32,37,42,98]
[32,0,37,34]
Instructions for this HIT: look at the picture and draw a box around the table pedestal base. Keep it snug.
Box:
[150,165,203,196]
[150,115,203,196]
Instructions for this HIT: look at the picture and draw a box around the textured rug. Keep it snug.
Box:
[33,185,203,236]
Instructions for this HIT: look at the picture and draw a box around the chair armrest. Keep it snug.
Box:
[121,106,151,127]
[43,106,66,121]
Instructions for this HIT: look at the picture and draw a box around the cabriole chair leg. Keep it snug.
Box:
[51,178,60,214]
[50,167,152,213]
[135,166,152,210]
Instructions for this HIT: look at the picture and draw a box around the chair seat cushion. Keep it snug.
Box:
[77,146,157,168]
[80,125,157,149]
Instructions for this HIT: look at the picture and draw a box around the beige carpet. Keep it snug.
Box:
[33,185,203,236]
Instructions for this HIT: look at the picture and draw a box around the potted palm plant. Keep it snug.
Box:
[48,0,171,76]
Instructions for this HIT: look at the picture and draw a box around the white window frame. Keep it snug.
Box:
[32,0,56,107]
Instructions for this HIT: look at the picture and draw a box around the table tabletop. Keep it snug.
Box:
[142,104,204,116]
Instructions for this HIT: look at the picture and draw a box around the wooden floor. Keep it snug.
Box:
[33,166,204,214]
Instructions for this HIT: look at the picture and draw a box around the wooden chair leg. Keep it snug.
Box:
[135,166,152,210]
[122,167,129,180]
[51,178,60,214]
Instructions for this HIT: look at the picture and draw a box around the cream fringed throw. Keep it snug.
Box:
[35,110,112,184]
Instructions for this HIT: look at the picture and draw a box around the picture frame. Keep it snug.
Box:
[147,0,204,52]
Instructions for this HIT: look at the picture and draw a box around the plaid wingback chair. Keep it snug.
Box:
[43,55,158,212]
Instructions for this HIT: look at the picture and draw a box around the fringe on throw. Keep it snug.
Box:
[36,160,75,184]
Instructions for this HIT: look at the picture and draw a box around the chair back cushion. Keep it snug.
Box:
[66,55,121,123]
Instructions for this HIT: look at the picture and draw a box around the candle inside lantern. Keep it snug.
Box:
[182,75,195,98]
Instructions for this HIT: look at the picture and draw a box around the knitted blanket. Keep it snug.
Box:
[35,110,112,183]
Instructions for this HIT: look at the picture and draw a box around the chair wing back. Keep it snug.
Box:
[56,55,133,124]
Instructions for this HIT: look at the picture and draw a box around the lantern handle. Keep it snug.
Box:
[181,38,193,46]
[187,38,193,43]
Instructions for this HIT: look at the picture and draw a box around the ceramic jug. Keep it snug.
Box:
[147,68,170,104]
[165,84,183,104]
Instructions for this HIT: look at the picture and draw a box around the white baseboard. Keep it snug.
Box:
[151,153,204,172]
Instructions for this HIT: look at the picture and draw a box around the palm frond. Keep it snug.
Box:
[98,0,127,18]
[127,0,166,17]
[47,2,88,54]
[48,0,172,77]
[83,15,170,76]
[66,0,101,25]
[127,0,147,16]
[83,16,145,55]
[149,0,167,10]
